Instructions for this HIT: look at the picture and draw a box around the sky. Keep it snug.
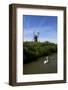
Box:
[23,15,57,43]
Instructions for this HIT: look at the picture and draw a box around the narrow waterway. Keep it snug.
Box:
[23,53,57,74]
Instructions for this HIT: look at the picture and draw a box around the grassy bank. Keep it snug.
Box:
[23,41,57,64]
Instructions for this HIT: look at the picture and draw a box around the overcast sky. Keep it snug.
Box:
[23,15,57,43]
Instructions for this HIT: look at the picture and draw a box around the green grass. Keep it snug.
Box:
[23,41,57,63]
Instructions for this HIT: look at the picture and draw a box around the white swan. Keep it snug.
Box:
[44,56,48,64]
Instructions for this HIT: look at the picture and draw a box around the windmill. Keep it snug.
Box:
[33,31,40,42]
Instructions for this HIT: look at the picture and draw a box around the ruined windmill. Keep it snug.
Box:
[33,32,40,42]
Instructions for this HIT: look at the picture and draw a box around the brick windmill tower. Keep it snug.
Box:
[33,32,40,42]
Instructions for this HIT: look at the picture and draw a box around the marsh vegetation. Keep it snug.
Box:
[23,41,57,64]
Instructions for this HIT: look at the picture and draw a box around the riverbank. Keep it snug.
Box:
[23,41,57,63]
